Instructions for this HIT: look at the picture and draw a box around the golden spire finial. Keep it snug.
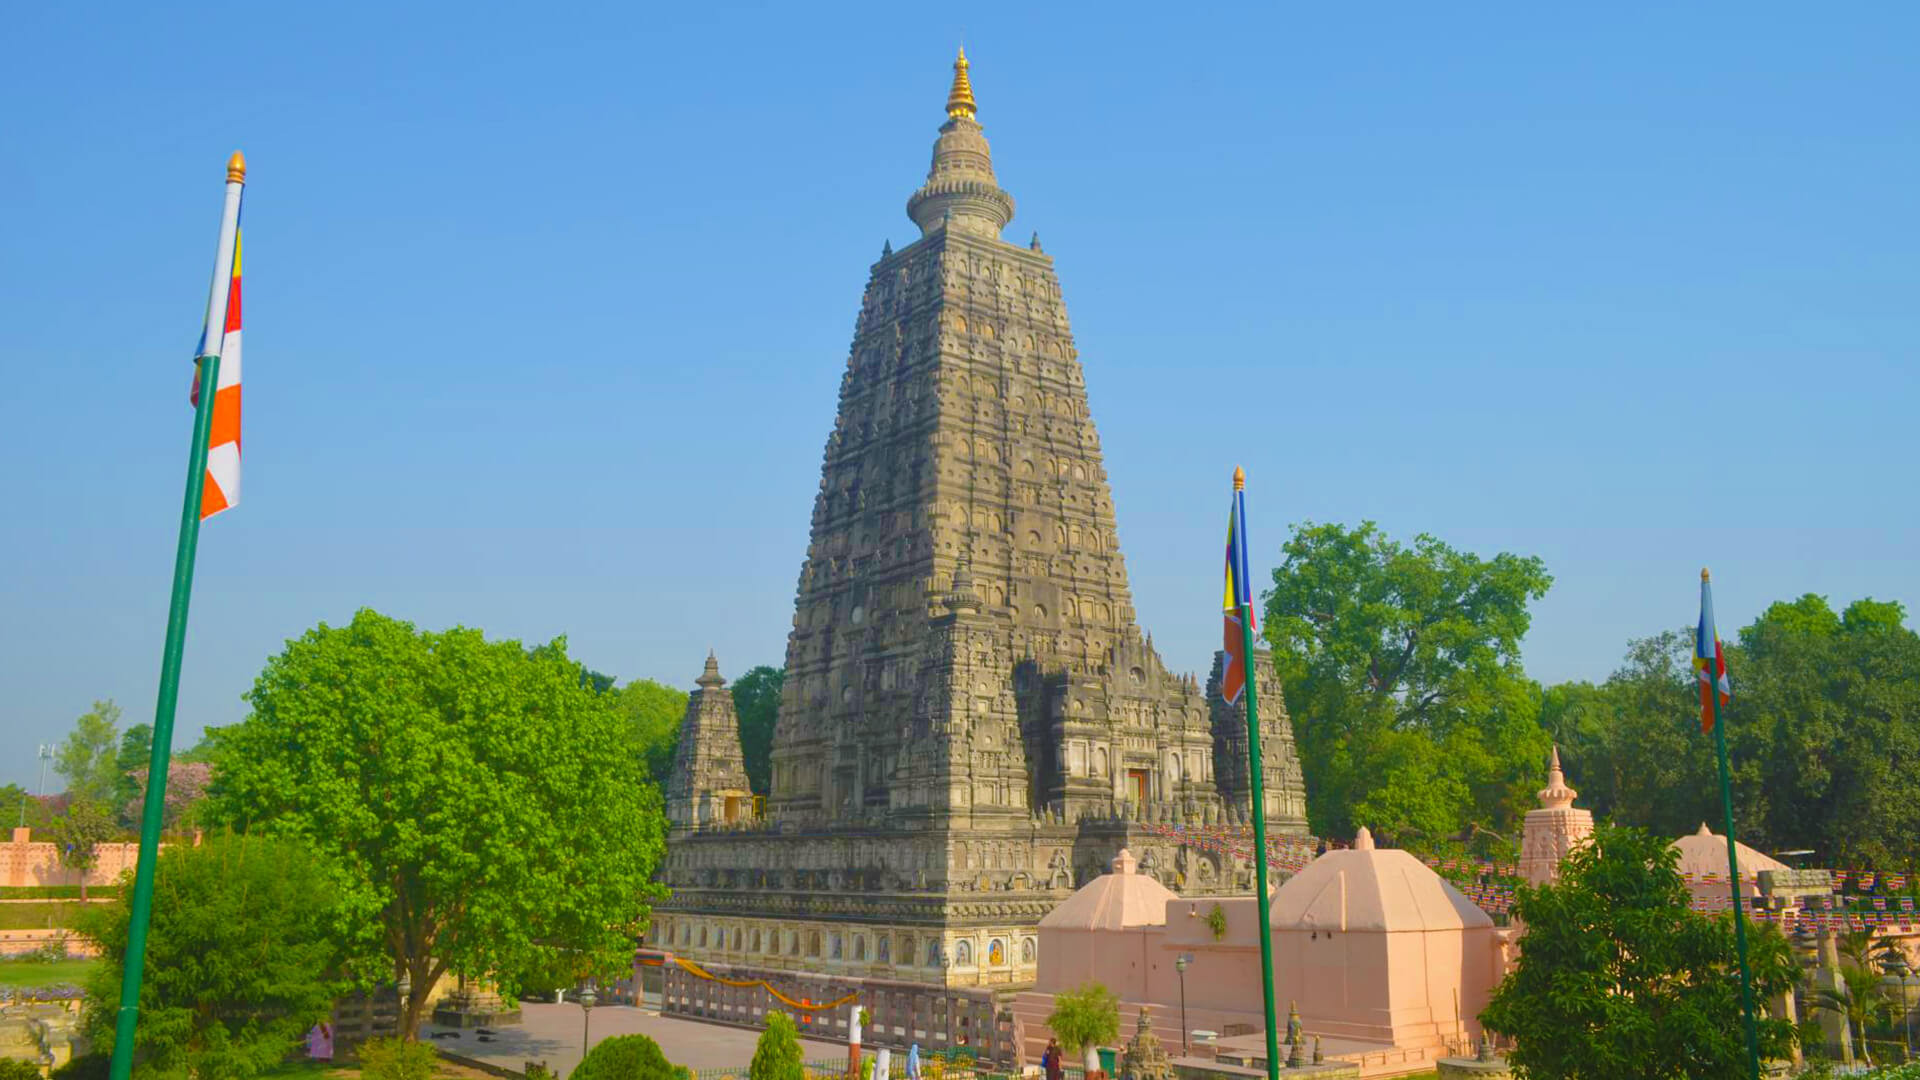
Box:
[1701,567,1711,582]
[1233,465,1245,491]
[227,151,247,184]
[946,47,977,121]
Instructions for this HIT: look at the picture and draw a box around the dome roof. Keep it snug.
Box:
[1271,828,1493,933]
[1039,849,1177,931]
[1670,823,1788,880]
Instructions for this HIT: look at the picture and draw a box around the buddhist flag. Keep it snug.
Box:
[191,159,244,519]
[1695,569,1732,733]
[1221,471,1254,705]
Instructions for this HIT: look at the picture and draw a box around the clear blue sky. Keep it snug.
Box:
[5,3,1916,790]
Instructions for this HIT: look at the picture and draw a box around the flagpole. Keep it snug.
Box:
[1234,469,1280,1080]
[1704,568,1761,1080]
[108,153,243,1080]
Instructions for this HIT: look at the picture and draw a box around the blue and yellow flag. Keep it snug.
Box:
[1696,569,1732,733]
[1222,468,1255,705]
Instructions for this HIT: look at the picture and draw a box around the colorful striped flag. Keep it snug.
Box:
[1221,470,1254,705]
[191,153,245,519]
[1695,569,1732,733]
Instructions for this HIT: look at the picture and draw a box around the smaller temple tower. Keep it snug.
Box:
[665,653,753,833]
[1517,747,1594,885]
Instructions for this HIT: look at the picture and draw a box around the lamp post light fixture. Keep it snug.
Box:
[1174,954,1192,1053]
[579,982,599,1067]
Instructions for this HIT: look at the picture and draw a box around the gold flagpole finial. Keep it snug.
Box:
[227,151,247,184]
[1233,465,1245,491]
[946,47,977,120]
[1701,567,1711,582]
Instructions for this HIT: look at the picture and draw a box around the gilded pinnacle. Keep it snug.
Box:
[1233,465,1246,491]
[1701,567,1711,582]
[227,151,247,184]
[946,47,977,120]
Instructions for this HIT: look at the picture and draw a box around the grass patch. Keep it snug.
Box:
[0,956,100,988]
[0,901,90,930]
[0,885,122,900]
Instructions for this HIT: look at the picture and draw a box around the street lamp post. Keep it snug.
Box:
[1174,955,1191,1054]
[579,983,598,1068]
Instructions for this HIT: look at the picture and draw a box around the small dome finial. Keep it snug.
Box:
[1701,566,1711,582]
[227,151,247,184]
[1353,826,1375,851]
[697,651,725,689]
[1233,465,1246,491]
[946,47,977,120]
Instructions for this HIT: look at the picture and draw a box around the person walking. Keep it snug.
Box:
[1043,1038,1063,1080]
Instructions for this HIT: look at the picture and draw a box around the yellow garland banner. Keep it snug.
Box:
[673,956,860,1012]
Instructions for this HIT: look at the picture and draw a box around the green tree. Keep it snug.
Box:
[1480,824,1796,1079]
[55,800,119,900]
[56,700,123,806]
[1733,595,1920,868]
[573,1034,688,1080]
[3,783,56,833]
[1569,630,1721,838]
[1044,981,1120,1055]
[1263,521,1552,847]
[114,724,155,825]
[614,678,689,786]
[76,834,345,1080]
[731,666,785,796]
[749,1012,804,1080]
[206,609,669,1038]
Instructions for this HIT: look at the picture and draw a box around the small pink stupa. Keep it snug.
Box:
[1269,826,1496,1052]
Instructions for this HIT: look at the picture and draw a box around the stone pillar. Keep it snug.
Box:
[1815,932,1855,1067]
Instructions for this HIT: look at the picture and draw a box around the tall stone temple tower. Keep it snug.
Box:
[656,52,1308,1015]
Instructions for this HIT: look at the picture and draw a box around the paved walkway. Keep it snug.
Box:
[423,1003,843,1075]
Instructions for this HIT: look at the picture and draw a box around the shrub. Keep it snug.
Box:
[360,1037,439,1080]
[49,1053,109,1080]
[1204,904,1228,941]
[750,1013,804,1080]
[0,1059,48,1080]
[572,1034,688,1080]
[1045,981,1119,1054]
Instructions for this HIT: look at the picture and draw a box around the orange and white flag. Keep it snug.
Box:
[191,153,245,519]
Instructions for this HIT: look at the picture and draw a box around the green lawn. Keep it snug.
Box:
[0,901,90,930]
[0,956,100,988]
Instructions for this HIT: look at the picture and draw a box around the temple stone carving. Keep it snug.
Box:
[1118,1007,1174,1080]
[665,653,753,832]
[1516,747,1594,886]
[656,50,1309,995]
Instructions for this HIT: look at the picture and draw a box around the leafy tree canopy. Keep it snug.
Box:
[731,666,785,796]
[55,800,120,899]
[114,724,155,823]
[1264,521,1552,849]
[615,678,689,786]
[77,833,346,1080]
[57,700,123,806]
[1045,981,1120,1054]
[206,609,669,1037]
[1481,824,1797,1079]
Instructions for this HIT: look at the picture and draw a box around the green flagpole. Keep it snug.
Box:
[1704,568,1761,1080]
[1240,602,1280,1080]
[1233,468,1280,1080]
[108,351,220,1080]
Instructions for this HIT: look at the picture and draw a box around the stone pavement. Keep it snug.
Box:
[423,1003,843,1075]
